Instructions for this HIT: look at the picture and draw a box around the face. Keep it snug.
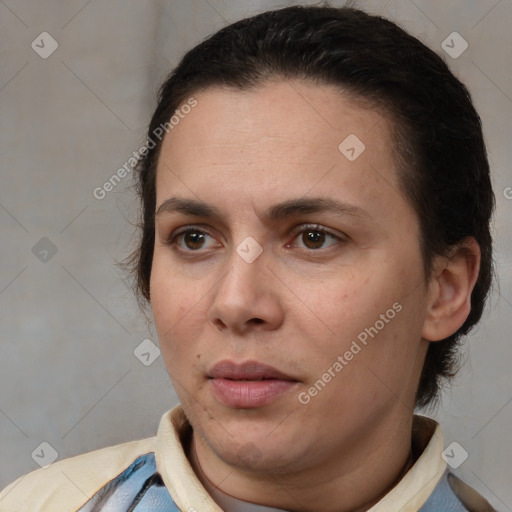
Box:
[150,80,431,476]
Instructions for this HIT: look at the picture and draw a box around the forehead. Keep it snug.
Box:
[155,80,403,214]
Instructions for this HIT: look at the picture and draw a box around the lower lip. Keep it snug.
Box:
[210,378,297,408]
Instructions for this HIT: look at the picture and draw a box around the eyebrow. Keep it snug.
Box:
[155,197,220,218]
[267,197,370,221]
[155,196,371,221]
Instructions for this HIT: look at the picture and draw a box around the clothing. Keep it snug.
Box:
[0,406,496,511]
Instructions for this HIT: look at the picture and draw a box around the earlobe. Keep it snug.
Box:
[421,237,481,342]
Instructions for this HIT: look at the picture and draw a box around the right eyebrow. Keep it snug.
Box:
[155,197,221,218]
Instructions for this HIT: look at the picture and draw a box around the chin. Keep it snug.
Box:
[196,412,313,474]
[213,438,300,474]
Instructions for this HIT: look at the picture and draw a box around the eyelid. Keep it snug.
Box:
[166,224,223,252]
[287,223,347,244]
[168,224,212,242]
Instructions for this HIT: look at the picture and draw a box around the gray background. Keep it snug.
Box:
[0,0,511,509]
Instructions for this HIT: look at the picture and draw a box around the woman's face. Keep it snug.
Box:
[150,80,431,474]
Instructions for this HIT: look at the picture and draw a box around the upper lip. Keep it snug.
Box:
[208,360,298,381]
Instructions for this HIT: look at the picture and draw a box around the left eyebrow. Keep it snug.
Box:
[155,196,371,221]
[266,197,371,221]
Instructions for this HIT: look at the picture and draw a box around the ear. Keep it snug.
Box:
[421,237,481,342]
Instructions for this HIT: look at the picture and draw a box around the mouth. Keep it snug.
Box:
[208,360,297,381]
[208,360,299,408]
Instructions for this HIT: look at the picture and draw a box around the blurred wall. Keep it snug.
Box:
[0,1,511,510]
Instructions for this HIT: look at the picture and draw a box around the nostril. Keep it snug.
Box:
[212,318,227,330]
[250,318,265,325]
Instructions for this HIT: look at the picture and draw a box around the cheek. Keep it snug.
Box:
[291,254,425,365]
[150,262,205,362]
[290,267,383,339]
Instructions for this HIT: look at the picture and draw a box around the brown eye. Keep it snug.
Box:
[302,230,326,249]
[171,229,221,252]
[183,232,206,250]
[288,225,342,251]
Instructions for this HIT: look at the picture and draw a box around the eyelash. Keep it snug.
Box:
[166,224,345,254]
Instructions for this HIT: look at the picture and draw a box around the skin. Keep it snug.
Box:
[150,80,480,512]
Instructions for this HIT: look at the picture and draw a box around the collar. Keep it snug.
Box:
[155,406,446,512]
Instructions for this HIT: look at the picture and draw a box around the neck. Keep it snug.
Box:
[188,413,415,512]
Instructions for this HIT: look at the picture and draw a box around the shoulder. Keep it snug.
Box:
[388,415,497,512]
[0,436,157,511]
[420,469,498,512]
[447,472,497,512]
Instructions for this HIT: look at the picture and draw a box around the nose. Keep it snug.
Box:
[207,249,284,335]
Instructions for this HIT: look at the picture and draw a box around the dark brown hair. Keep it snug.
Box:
[125,3,495,408]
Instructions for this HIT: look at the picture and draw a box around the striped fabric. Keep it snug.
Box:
[76,453,179,512]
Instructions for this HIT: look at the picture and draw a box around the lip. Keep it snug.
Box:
[208,360,299,408]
